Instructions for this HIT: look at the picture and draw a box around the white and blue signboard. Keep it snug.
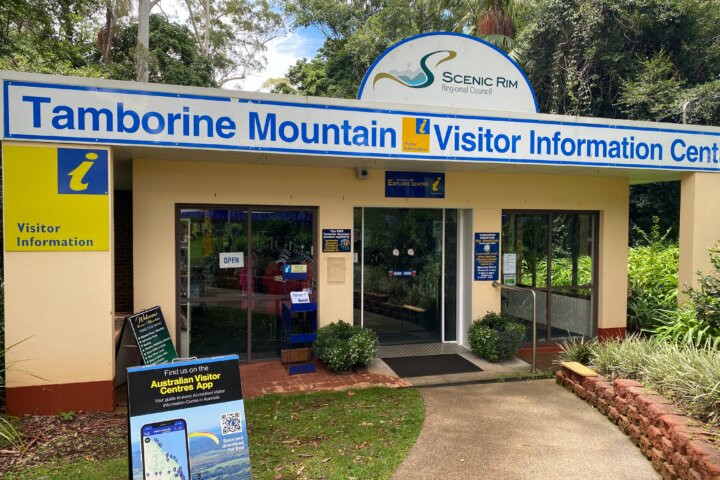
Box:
[3,78,720,172]
[322,229,351,252]
[385,171,445,198]
[127,355,251,480]
[474,232,499,281]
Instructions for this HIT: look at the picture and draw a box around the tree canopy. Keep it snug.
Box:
[515,0,720,119]
[0,0,284,88]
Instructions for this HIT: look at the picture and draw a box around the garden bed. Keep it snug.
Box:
[557,365,720,480]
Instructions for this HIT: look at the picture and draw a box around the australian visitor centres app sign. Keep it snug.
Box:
[4,79,720,173]
[127,355,251,480]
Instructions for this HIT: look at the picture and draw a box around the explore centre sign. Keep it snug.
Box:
[3,78,720,172]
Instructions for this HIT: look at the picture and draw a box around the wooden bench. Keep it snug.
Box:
[402,304,426,324]
[561,361,597,377]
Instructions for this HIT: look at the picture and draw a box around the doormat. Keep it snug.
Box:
[381,354,482,378]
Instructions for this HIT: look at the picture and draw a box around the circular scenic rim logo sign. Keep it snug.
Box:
[358,32,538,114]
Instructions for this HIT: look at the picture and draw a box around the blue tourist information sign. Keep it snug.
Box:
[474,232,499,281]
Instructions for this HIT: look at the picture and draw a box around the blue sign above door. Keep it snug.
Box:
[385,171,445,198]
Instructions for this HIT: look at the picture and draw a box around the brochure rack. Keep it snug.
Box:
[281,301,317,375]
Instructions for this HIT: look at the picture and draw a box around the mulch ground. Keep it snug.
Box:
[0,411,127,474]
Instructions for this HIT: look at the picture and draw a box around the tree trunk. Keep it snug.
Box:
[100,5,114,65]
[136,0,150,82]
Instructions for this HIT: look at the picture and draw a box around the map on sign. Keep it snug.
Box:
[141,420,191,480]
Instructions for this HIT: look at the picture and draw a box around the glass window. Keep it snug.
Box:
[501,214,549,288]
[551,214,595,287]
[501,212,597,342]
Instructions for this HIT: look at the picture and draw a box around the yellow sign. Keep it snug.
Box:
[3,145,110,251]
[402,117,430,153]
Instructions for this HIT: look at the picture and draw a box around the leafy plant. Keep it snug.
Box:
[587,338,720,427]
[626,218,679,332]
[0,278,24,454]
[685,242,720,333]
[58,411,76,422]
[556,337,597,365]
[588,335,657,380]
[468,312,525,362]
[654,305,720,348]
[0,415,25,453]
[652,240,720,346]
[640,341,720,427]
[520,256,593,287]
[313,321,378,373]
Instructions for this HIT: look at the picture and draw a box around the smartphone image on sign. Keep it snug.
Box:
[141,419,191,480]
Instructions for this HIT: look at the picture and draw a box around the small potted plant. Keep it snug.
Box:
[313,321,378,373]
[468,312,525,362]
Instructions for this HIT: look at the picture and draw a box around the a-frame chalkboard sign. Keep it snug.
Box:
[114,306,178,386]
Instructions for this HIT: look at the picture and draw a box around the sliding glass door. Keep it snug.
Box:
[353,208,458,345]
[501,211,598,342]
[177,207,315,360]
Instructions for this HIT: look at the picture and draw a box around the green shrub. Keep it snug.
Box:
[468,312,525,362]
[556,337,597,365]
[589,335,657,380]
[654,305,720,348]
[313,321,378,373]
[627,219,679,333]
[684,242,720,336]
[640,342,720,427]
[652,241,720,347]
[587,338,720,427]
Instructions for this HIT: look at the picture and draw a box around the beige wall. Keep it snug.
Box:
[3,143,114,388]
[679,172,720,293]
[134,157,629,346]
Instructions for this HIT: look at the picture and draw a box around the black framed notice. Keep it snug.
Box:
[115,307,178,386]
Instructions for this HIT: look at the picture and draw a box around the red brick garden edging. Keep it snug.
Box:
[556,366,720,480]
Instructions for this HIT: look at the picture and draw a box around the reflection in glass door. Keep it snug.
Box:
[178,207,315,360]
[500,211,598,342]
[249,210,314,359]
[353,208,457,345]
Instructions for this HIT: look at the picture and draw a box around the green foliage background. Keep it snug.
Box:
[626,220,679,333]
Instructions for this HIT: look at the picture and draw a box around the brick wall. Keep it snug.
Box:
[114,190,133,312]
[557,367,720,480]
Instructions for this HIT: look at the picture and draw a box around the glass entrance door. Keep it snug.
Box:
[178,207,315,360]
[500,211,598,342]
[354,208,456,345]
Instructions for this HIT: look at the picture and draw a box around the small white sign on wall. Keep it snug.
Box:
[503,253,517,285]
[219,252,244,268]
[290,291,310,304]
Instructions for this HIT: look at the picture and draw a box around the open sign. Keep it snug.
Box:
[219,252,244,268]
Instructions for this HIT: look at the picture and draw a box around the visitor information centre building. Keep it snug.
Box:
[2,33,719,415]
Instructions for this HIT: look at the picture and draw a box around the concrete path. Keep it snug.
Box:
[393,379,659,480]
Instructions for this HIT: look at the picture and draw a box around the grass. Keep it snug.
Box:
[3,387,424,480]
[247,387,424,480]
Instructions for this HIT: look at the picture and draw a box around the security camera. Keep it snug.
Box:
[356,167,369,180]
